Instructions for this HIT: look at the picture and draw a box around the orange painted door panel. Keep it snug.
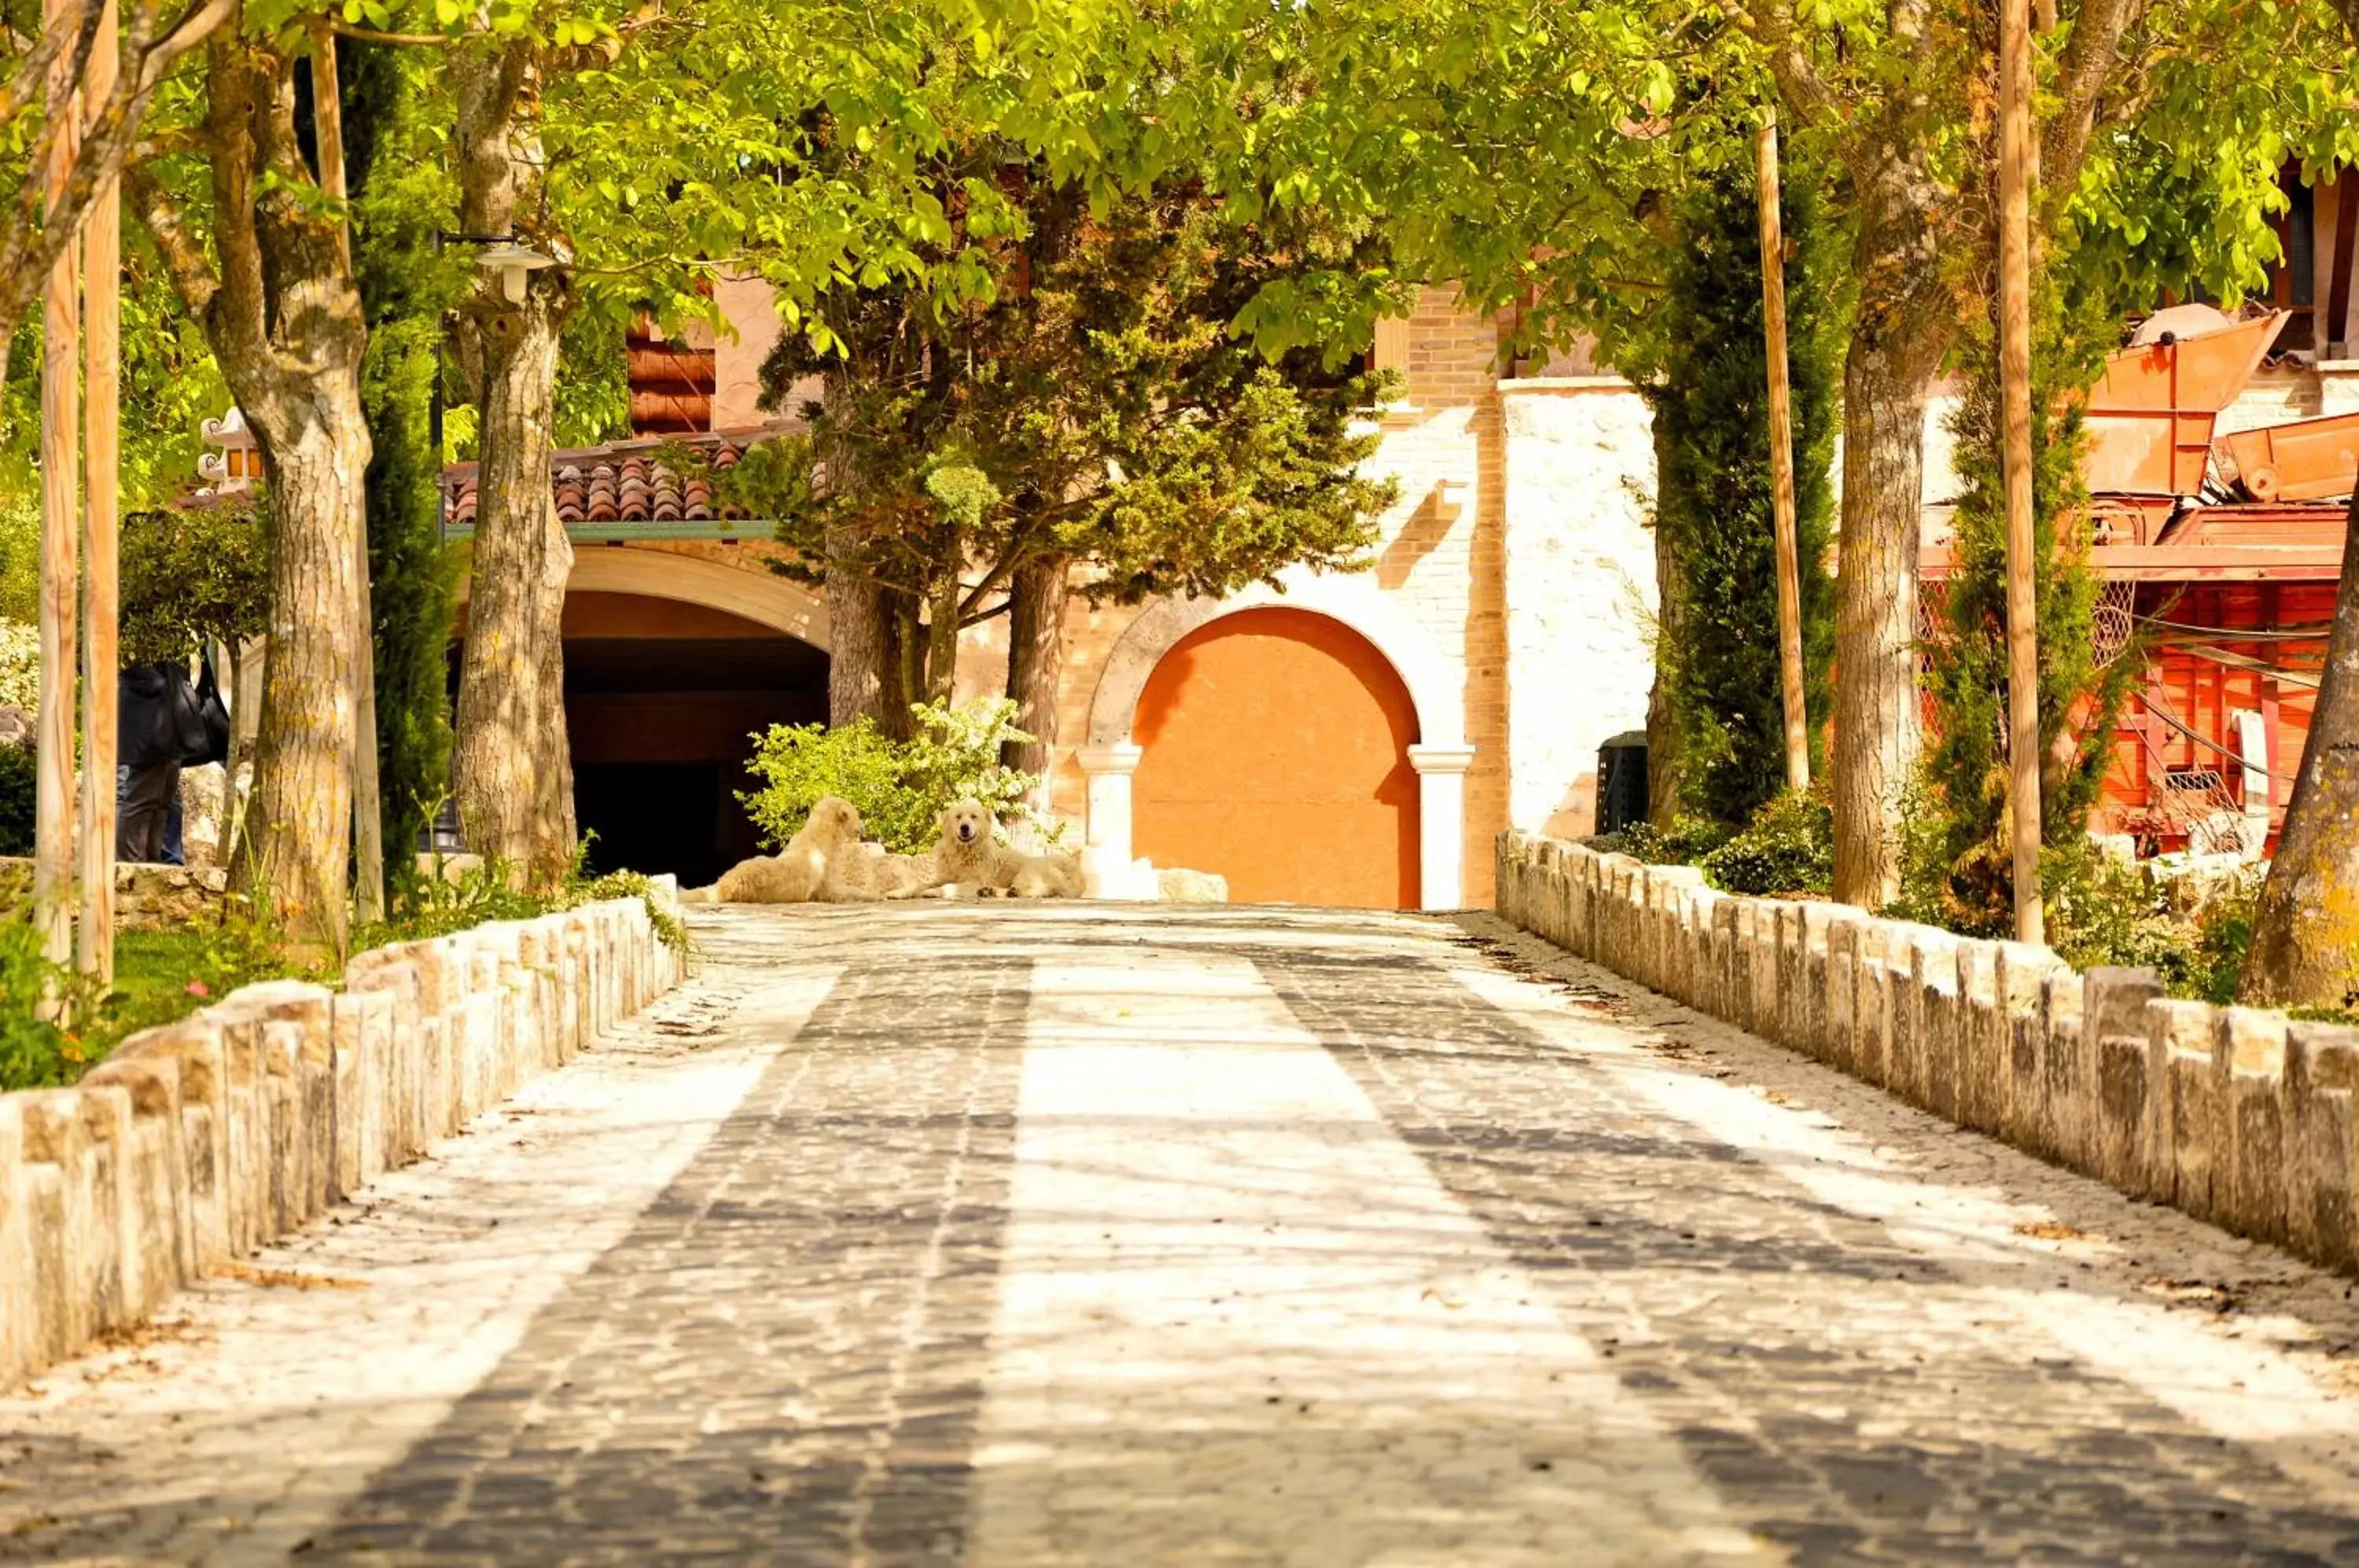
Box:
[1132,607,1419,908]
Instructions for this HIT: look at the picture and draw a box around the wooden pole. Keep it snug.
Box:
[311,27,385,925]
[35,0,83,983]
[77,0,120,988]
[1756,109,1812,793]
[2000,0,2044,944]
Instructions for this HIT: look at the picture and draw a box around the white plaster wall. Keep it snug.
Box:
[1499,385,1657,839]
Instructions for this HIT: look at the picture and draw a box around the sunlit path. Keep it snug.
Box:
[8,904,2359,1563]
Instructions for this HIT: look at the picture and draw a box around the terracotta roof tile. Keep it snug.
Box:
[442,425,786,531]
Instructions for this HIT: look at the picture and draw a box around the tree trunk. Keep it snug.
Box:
[448,40,574,888]
[237,399,370,951]
[926,563,961,707]
[451,289,566,876]
[529,505,575,885]
[825,528,903,733]
[126,34,372,951]
[1003,553,1069,784]
[2242,491,2359,1006]
[894,591,926,734]
[1831,266,1944,905]
[1645,416,1685,827]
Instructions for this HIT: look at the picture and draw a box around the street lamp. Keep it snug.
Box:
[429,231,557,537]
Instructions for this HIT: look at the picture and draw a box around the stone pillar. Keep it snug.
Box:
[1408,743,1476,911]
[2319,360,2359,417]
[1077,742,1143,865]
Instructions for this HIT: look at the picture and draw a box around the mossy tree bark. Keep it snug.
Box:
[448,39,576,889]
[127,30,370,951]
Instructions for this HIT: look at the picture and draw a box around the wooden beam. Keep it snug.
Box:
[2328,174,2359,356]
[35,0,82,984]
[77,0,119,988]
[1756,109,1811,792]
[2000,0,2042,943]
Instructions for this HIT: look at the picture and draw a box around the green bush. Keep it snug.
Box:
[1599,814,1728,866]
[0,743,31,856]
[0,915,84,1091]
[740,698,1050,856]
[1701,789,1835,896]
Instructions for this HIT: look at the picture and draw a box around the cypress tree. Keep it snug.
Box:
[1646,159,1843,830]
[343,40,462,905]
[1914,269,2139,934]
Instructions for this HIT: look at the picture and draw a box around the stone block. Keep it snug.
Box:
[79,1043,190,1321]
[1996,944,2062,1153]
[1853,923,1895,1088]
[17,1088,127,1359]
[2084,968,2163,1187]
[1949,942,2000,1133]
[2284,1021,2359,1271]
[2223,1009,2290,1246]
[1893,930,1959,1113]
[2122,998,2195,1207]
[140,1018,230,1275]
[0,1095,29,1388]
[2041,974,2087,1168]
[2150,1000,2225,1224]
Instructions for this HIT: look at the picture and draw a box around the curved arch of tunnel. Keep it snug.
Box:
[449,590,828,887]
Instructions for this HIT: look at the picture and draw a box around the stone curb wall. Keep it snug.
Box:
[1497,831,2359,1276]
[0,888,683,1389]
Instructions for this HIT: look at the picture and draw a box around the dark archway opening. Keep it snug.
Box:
[562,592,827,887]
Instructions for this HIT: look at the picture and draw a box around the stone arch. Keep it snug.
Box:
[1079,578,1474,910]
[458,547,831,649]
[1086,576,1463,749]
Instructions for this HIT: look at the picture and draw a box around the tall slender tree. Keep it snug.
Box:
[343,34,458,900]
[127,16,372,949]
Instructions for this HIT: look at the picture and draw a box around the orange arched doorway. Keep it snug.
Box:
[1132,606,1419,908]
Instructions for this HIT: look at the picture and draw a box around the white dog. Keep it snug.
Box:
[685,797,878,904]
[893,799,1081,899]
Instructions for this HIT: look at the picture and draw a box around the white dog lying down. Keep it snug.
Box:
[891,798,1081,899]
[682,796,921,904]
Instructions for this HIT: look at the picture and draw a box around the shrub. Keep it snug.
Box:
[1598,813,1729,866]
[740,698,1050,856]
[1701,788,1835,896]
[0,743,31,856]
[0,618,37,711]
[0,915,84,1091]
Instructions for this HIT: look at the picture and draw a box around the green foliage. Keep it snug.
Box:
[0,495,35,626]
[1599,814,1728,866]
[344,37,464,894]
[1916,268,2142,935]
[2038,843,2259,1004]
[1700,788,1835,896]
[0,917,90,1092]
[738,177,1396,719]
[0,617,36,710]
[739,698,1046,856]
[1647,156,1844,829]
[0,743,32,856]
[118,500,271,664]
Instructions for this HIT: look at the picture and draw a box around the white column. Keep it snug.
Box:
[1076,743,1143,893]
[1408,744,1476,911]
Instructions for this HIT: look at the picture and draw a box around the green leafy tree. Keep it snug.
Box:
[746,173,1396,753]
[117,498,270,661]
[1644,155,1843,830]
[343,35,461,905]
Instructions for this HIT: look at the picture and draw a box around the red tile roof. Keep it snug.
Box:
[441,426,789,530]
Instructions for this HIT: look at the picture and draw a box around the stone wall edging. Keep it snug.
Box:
[0,885,683,1389]
[1495,831,2359,1276]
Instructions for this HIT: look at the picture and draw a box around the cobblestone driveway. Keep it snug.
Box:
[10,904,2359,1565]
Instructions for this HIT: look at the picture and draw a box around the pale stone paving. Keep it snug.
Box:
[6,904,2359,1565]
